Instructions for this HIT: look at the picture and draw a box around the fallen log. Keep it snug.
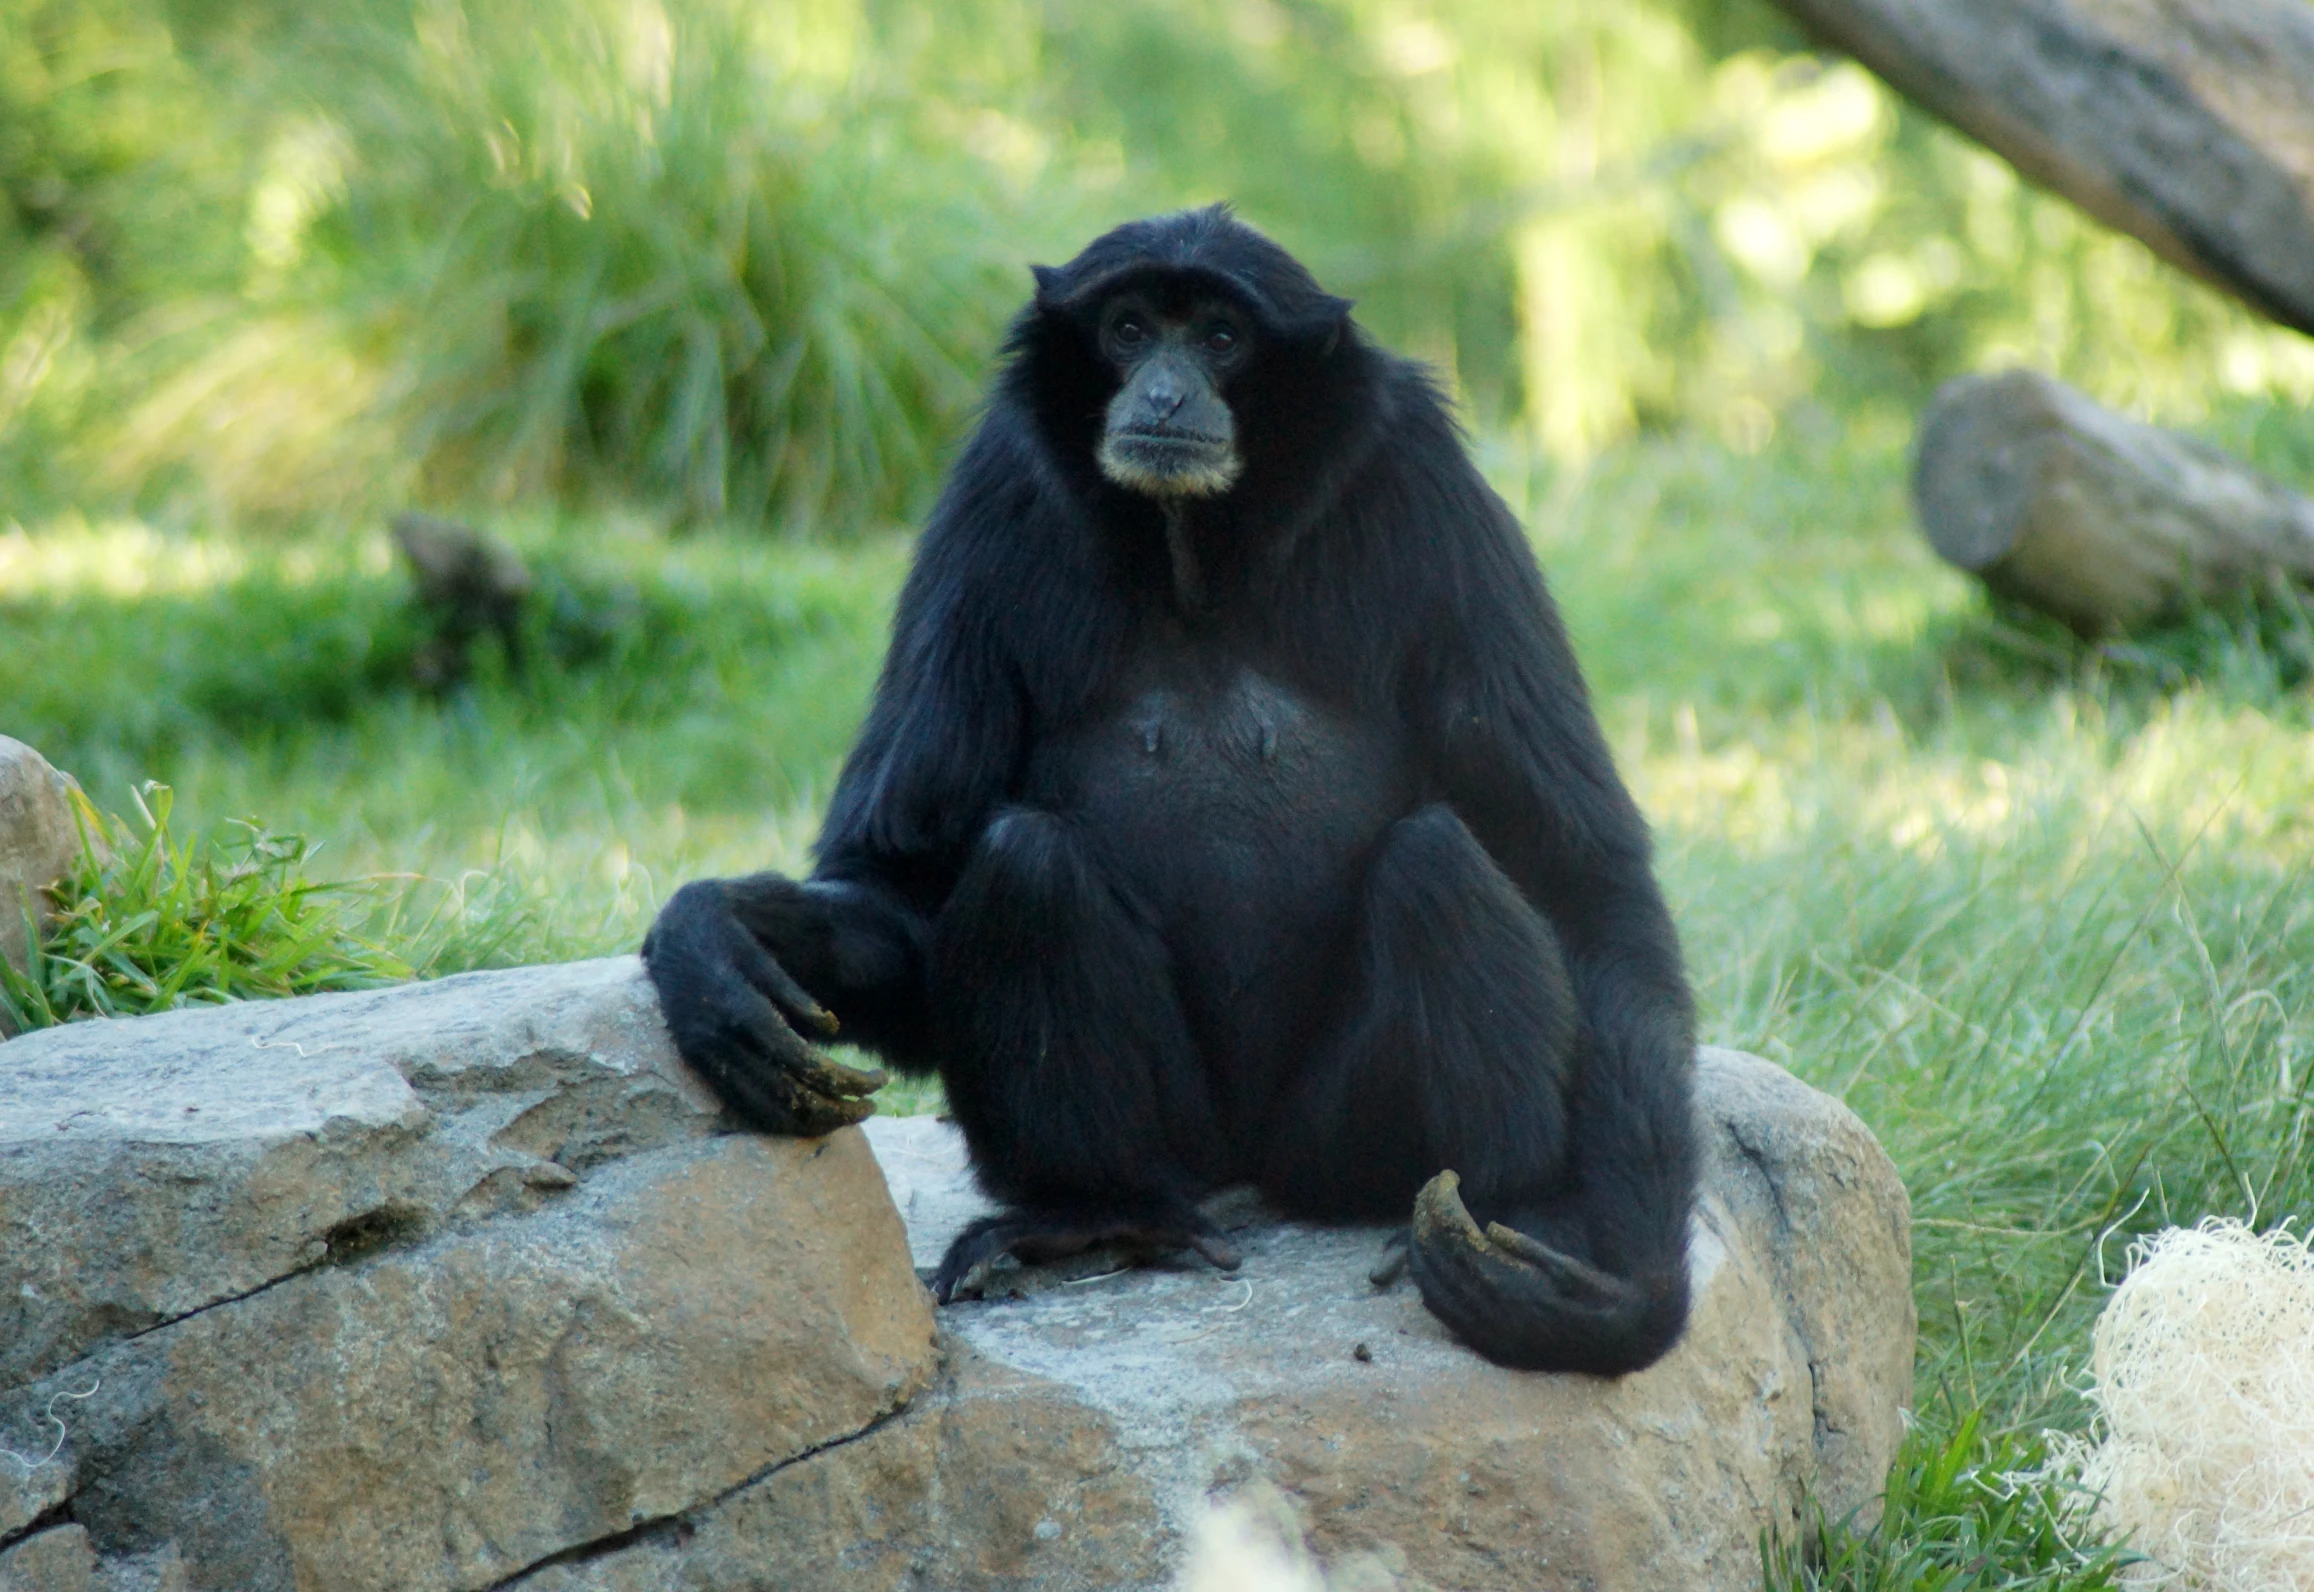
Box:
[1763,0,2314,337]
[1913,369,2314,635]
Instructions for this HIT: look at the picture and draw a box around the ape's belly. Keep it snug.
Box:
[1023,661,1415,1102]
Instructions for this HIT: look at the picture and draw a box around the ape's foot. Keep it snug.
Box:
[1368,1228,1412,1290]
[932,1199,1242,1303]
[1407,1170,1690,1373]
[1400,1170,1696,1375]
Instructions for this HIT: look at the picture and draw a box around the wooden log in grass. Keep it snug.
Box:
[1762,0,2314,336]
[1913,369,2314,635]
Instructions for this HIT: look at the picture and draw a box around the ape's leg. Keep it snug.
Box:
[1264,802,1693,1374]
[928,807,1235,1300]
[1260,802,1580,1231]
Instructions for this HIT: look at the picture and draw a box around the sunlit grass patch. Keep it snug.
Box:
[0,517,271,598]
[1,510,901,964]
[0,782,413,1031]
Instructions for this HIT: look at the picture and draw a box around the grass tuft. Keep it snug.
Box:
[0,782,413,1031]
[1763,1414,2138,1592]
[92,0,1046,532]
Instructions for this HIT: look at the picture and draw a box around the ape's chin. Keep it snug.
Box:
[1098,432,1242,498]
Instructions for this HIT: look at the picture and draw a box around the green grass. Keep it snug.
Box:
[1528,421,2314,1450]
[0,781,416,1030]
[0,513,906,959]
[5,414,2314,1584]
[1763,1415,2136,1590]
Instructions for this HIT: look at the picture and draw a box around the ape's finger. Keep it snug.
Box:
[723,917,840,1038]
[789,1048,888,1100]
[1483,1221,1626,1304]
[1368,1228,1412,1289]
[933,1216,1021,1302]
[673,978,855,1135]
[1412,1169,1489,1254]
[715,924,881,1101]
[776,1082,880,1137]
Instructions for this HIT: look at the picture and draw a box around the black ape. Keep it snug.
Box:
[644,206,1698,1376]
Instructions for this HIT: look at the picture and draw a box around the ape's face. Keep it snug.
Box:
[1091,290,1249,499]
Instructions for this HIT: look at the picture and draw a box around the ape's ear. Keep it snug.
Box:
[1284,294,1355,352]
[1030,264,1064,303]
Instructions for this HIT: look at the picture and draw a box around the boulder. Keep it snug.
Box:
[1,954,1911,1592]
[517,1048,1916,1592]
[0,959,937,1591]
[0,737,83,988]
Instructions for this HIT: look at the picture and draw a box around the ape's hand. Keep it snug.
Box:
[1407,1170,1689,1375]
[641,878,887,1135]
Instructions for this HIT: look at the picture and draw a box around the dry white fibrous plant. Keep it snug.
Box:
[1173,1482,1411,1592]
[2051,1219,2314,1591]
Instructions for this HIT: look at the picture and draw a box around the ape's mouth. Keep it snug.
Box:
[1117,427,1229,446]
[1098,430,1243,498]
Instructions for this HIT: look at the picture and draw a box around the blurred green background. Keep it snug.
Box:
[6,2,2314,1583]
[9,0,2311,529]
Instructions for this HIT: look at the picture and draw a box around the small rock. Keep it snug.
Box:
[0,737,83,992]
[391,512,532,689]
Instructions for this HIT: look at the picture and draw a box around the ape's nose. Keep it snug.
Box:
[1143,379,1186,422]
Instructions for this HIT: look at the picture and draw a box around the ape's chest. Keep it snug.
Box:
[1024,656,1415,959]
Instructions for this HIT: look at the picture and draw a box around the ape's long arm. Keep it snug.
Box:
[1403,436,1699,1375]
[643,432,1033,1120]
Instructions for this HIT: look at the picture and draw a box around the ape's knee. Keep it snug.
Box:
[1369,803,1530,935]
[1361,801,1579,1105]
[949,808,1108,930]
[974,806,1076,878]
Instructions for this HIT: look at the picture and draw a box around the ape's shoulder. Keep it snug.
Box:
[1327,352,1527,558]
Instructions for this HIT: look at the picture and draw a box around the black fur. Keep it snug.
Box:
[643,205,1698,1376]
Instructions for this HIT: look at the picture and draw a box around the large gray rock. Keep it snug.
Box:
[0,737,82,990]
[2,955,1911,1592]
[0,959,937,1590]
[519,1047,1916,1592]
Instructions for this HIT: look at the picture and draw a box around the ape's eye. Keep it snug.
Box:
[1205,324,1238,355]
[1113,317,1149,347]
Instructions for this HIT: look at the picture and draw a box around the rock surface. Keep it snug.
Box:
[0,737,82,989]
[0,959,936,1591]
[2,958,720,1388]
[520,1048,1915,1592]
[1,957,1911,1592]
[0,1523,97,1592]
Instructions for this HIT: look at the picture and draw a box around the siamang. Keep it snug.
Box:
[644,206,1698,1376]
